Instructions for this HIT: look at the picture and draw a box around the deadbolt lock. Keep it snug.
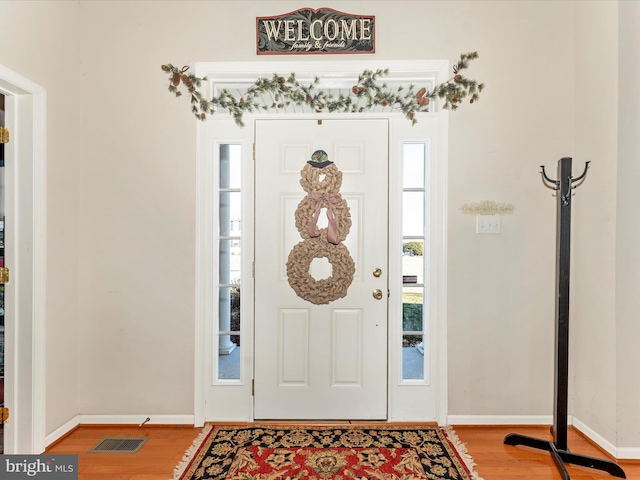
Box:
[373,268,382,278]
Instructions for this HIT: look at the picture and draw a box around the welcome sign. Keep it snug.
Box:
[257,8,375,55]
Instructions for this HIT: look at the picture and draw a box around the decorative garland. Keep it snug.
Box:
[161,52,484,126]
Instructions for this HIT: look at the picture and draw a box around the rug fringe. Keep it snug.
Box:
[171,424,213,480]
[442,425,485,480]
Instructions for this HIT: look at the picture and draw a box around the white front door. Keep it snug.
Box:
[254,119,388,419]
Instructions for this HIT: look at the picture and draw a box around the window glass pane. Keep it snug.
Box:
[218,344,240,380]
[219,239,241,284]
[403,192,424,236]
[402,334,424,380]
[218,287,240,334]
[402,287,423,332]
[402,240,424,284]
[403,144,425,188]
[219,192,241,236]
[219,144,242,189]
[218,286,240,380]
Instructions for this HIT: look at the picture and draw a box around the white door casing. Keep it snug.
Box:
[199,113,447,424]
[0,63,47,453]
[196,57,449,426]
[254,119,388,419]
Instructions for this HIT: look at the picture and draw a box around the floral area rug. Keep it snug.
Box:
[173,424,483,480]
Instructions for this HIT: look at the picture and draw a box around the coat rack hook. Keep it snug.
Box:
[571,161,591,186]
[540,165,560,190]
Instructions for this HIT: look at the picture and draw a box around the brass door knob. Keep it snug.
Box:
[373,268,382,278]
[372,289,383,300]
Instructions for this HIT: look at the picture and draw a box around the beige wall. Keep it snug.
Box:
[0,1,81,435]
[446,1,574,417]
[573,0,640,451]
[615,0,640,450]
[572,1,619,446]
[74,0,575,420]
[1,0,638,449]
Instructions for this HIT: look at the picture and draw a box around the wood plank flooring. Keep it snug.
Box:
[455,425,640,480]
[45,424,640,480]
[46,425,201,480]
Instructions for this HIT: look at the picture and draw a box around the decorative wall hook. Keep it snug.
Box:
[460,200,515,216]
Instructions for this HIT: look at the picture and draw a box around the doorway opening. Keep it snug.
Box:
[195,60,449,426]
[0,63,47,454]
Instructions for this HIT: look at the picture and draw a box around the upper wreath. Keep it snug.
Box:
[299,161,342,194]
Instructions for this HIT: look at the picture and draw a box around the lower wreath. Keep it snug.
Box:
[286,238,355,305]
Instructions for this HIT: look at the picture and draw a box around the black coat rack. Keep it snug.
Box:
[504,157,626,479]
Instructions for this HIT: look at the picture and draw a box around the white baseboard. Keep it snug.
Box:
[572,416,640,460]
[45,414,195,448]
[78,414,195,426]
[571,416,618,458]
[46,415,81,448]
[447,414,553,425]
[616,447,640,460]
[447,414,640,460]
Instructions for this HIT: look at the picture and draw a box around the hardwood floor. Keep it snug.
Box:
[455,425,640,480]
[46,425,202,480]
[45,424,640,480]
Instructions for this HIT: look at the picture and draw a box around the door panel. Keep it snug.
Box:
[254,119,389,419]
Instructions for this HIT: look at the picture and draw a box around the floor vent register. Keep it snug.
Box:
[89,437,148,453]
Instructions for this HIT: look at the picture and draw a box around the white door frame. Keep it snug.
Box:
[195,60,449,426]
[0,63,47,453]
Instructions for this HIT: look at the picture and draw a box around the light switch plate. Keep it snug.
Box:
[476,215,501,234]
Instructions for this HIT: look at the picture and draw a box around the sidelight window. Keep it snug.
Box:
[401,142,428,381]
[217,144,242,380]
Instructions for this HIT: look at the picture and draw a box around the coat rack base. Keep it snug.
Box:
[504,433,626,479]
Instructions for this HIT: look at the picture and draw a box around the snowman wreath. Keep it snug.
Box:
[286,150,355,305]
